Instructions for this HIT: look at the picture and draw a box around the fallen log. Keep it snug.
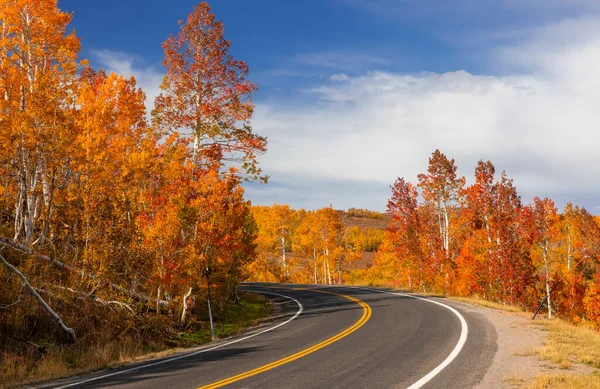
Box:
[0,253,76,343]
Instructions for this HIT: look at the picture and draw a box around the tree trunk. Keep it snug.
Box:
[567,226,572,270]
[207,282,215,341]
[281,236,287,277]
[156,285,162,315]
[442,203,450,255]
[543,240,552,319]
[313,247,317,284]
[0,253,75,343]
[181,286,193,324]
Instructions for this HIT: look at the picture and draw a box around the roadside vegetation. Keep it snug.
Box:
[525,318,600,388]
[528,374,600,389]
[450,296,525,313]
[1,292,271,388]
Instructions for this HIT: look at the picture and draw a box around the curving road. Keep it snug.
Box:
[40,284,497,389]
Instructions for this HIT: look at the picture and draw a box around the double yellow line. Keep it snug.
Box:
[197,289,372,389]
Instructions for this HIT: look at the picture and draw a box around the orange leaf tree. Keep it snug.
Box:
[152,1,266,179]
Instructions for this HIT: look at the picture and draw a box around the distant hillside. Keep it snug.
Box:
[335,209,390,270]
[337,209,391,230]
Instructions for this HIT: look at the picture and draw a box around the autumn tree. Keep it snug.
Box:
[418,150,465,257]
[528,198,559,318]
[293,211,322,283]
[547,204,600,321]
[152,1,266,179]
[417,150,465,291]
[343,226,384,253]
[0,0,79,245]
[387,178,424,290]
[459,161,532,304]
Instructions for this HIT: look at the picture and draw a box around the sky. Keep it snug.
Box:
[59,0,600,212]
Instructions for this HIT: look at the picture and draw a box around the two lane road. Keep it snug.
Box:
[43,284,497,389]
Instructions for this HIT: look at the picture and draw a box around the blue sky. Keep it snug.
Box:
[59,1,600,212]
[62,1,466,85]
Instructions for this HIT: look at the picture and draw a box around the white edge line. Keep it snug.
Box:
[53,290,303,389]
[349,286,469,389]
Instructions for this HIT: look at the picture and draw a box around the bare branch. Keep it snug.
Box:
[0,283,25,309]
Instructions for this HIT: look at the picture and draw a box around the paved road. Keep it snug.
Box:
[40,284,497,389]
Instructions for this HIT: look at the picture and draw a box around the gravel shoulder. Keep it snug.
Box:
[446,299,596,388]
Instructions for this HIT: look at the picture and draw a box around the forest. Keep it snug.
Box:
[0,0,268,383]
[248,151,600,327]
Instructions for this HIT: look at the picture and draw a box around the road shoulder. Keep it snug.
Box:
[448,299,597,388]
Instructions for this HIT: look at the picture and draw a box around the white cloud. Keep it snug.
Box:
[296,50,391,71]
[251,16,600,211]
[330,73,350,82]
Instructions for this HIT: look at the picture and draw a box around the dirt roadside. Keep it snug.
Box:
[447,299,597,388]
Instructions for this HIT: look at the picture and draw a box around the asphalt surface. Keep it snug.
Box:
[38,284,497,389]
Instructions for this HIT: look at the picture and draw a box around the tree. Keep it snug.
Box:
[387,178,424,290]
[314,207,343,284]
[417,150,465,258]
[293,211,321,284]
[460,161,531,304]
[152,1,266,180]
[251,205,298,281]
[0,0,79,245]
[529,197,559,319]
[417,150,465,292]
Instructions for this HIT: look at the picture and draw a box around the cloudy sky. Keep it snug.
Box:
[61,0,600,212]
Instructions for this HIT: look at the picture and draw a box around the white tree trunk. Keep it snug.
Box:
[281,236,287,277]
[567,226,572,270]
[543,240,552,319]
[313,247,317,284]
[181,286,193,324]
[156,285,162,315]
[325,247,332,284]
[0,253,75,343]
[442,204,450,254]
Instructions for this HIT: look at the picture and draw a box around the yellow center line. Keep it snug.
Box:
[197,288,372,389]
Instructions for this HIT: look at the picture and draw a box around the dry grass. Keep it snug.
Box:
[528,373,600,388]
[1,338,172,388]
[505,372,526,387]
[533,319,600,370]
[450,296,525,313]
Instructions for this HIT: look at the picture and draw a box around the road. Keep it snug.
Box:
[40,284,497,389]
